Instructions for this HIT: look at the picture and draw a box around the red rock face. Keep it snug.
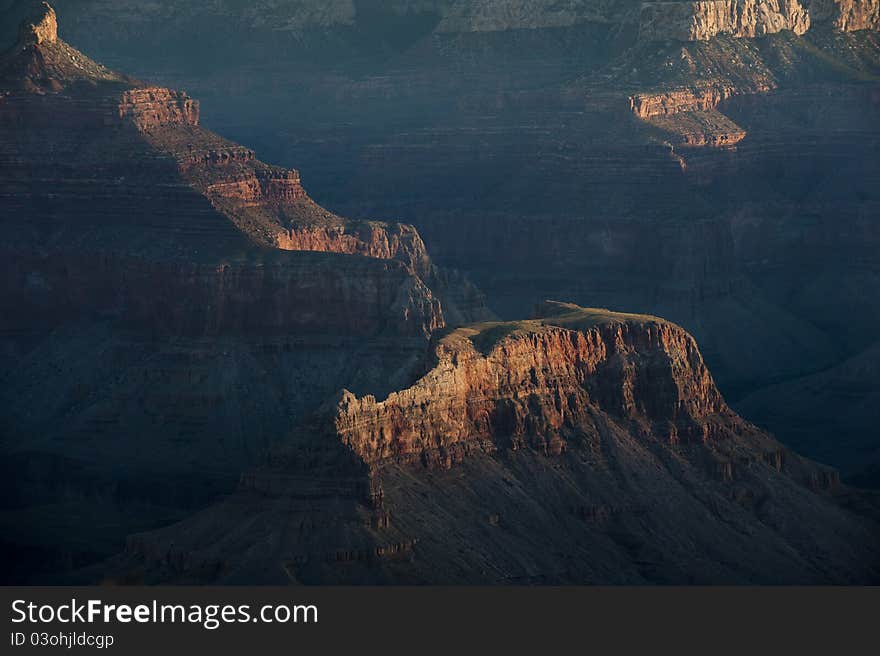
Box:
[4,3,878,586]
[639,1,812,42]
[83,74,484,326]
[203,168,307,204]
[332,304,735,468]
[118,87,200,130]
[629,86,755,148]
[0,2,487,337]
[17,1,58,46]
[276,221,432,275]
[637,0,880,41]
[630,85,750,119]
[114,303,878,585]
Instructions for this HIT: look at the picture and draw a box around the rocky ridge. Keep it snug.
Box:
[114,303,879,584]
[628,1,879,146]
[0,1,490,330]
[2,1,878,585]
[17,0,58,45]
[639,1,812,42]
[0,2,486,582]
[638,0,878,42]
[333,302,732,465]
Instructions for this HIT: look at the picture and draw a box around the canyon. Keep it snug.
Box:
[92,0,875,485]
[112,303,878,584]
[1,1,878,583]
[0,2,484,582]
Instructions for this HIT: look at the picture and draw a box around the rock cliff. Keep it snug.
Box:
[333,302,731,466]
[638,0,878,42]
[3,1,879,585]
[0,2,487,582]
[114,303,880,584]
[630,84,747,118]
[639,1,812,42]
[1,1,488,318]
[17,1,58,45]
[117,87,200,129]
[625,6,878,145]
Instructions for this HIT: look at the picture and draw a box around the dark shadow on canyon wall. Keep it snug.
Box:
[2,1,879,583]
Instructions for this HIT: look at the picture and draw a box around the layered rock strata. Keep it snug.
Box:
[333,302,733,465]
[630,84,751,118]
[115,303,880,585]
[0,2,485,582]
[638,0,879,42]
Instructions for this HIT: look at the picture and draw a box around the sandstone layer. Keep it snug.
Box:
[0,2,486,582]
[333,302,731,465]
[114,303,879,585]
[639,1,812,41]
[638,0,879,42]
[3,1,879,586]
[0,1,488,325]
[208,23,878,480]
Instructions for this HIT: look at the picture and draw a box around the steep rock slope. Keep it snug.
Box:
[639,0,812,42]
[3,0,878,585]
[0,3,484,582]
[113,303,879,585]
[32,0,880,492]
[638,0,879,42]
[0,2,488,327]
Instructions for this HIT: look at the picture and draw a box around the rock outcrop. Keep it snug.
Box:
[113,303,880,585]
[630,84,746,118]
[637,0,880,42]
[333,303,731,466]
[3,1,879,586]
[629,87,752,147]
[639,1,812,42]
[627,3,877,142]
[117,87,200,130]
[276,216,430,271]
[0,1,489,324]
[17,1,58,45]
[0,2,487,583]
[637,0,879,42]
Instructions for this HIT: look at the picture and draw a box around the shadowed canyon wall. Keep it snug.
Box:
[112,304,878,585]
[0,2,487,582]
[1,1,879,584]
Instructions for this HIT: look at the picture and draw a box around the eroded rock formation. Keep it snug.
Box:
[117,87,200,129]
[630,84,745,118]
[639,1,811,42]
[0,2,485,582]
[3,1,879,586]
[17,1,58,45]
[333,302,730,466]
[114,303,880,585]
[638,0,878,42]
